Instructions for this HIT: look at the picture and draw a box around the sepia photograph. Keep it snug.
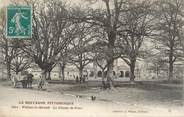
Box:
[0,0,184,117]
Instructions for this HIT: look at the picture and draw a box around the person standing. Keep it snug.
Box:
[38,72,45,89]
[27,73,33,88]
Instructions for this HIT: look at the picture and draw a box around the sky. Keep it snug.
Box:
[0,0,26,8]
[0,0,82,8]
[0,0,105,9]
[0,0,10,8]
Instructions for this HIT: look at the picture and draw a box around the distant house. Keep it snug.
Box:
[61,58,148,80]
[24,58,153,80]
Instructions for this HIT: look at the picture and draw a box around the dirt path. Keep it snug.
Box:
[0,82,183,117]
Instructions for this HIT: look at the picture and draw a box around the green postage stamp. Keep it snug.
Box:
[6,5,32,38]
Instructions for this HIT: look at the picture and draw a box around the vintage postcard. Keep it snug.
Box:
[0,0,184,117]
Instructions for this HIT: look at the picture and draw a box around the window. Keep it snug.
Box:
[119,71,124,77]
[104,71,107,77]
[89,71,94,77]
[113,71,116,76]
[125,71,130,77]
[97,71,102,77]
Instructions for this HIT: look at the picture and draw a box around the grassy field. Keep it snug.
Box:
[0,78,183,109]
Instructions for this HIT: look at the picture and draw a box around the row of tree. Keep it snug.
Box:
[0,0,184,89]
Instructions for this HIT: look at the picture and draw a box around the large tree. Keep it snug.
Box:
[73,0,129,88]
[93,45,108,86]
[146,52,168,79]
[0,8,20,79]
[155,0,184,81]
[58,46,68,81]
[68,23,95,82]
[118,0,155,82]
[22,0,77,80]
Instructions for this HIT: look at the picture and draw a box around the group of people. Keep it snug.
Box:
[11,70,47,89]
[22,73,34,88]
[12,71,33,88]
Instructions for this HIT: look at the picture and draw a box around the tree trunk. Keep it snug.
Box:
[168,61,174,81]
[105,29,116,89]
[41,69,47,80]
[129,59,136,83]
[15,70,19,75]
[156,67,159,79]
[61,66,65,81]
[59,63,65,81]
[59,68,62,79]
[79,67,83,82]
[15,66,20,75]
[46,71,51,80]
[168,48,174,81]
[102,69,105,87]
[106,58,114,88]
[5,39,11,80]
[41,69,51,80]
[6,62,11,80]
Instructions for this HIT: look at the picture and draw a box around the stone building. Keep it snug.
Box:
[61,58,148,80]
[7,58,149,80]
